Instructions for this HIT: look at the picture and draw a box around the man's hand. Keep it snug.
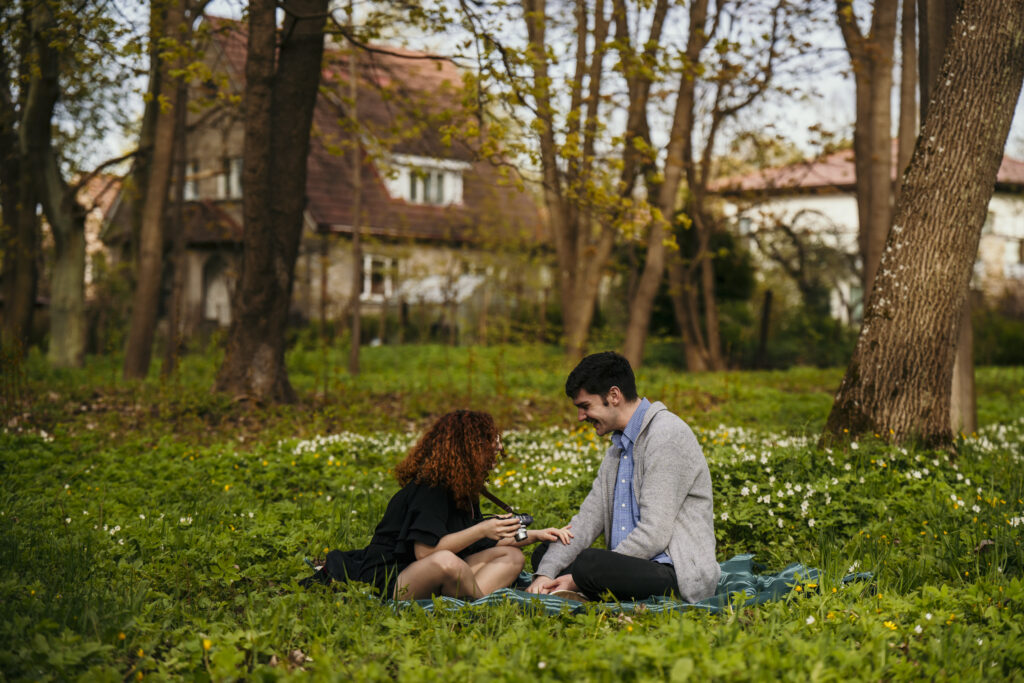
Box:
[526,574,579,594]
[526,575,555,594]
[543,574,580,594]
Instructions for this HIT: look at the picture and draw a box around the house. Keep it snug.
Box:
[103,16,545,343]
[712,147,1024,322]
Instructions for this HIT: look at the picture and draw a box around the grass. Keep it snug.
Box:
[1,343,1022,680]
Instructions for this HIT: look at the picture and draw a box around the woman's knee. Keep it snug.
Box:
[501,546,526,571]
[430,550,467,577]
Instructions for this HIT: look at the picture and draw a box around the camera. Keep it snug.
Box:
[511,513,534,542]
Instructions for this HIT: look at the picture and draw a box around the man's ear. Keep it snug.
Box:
[606,386,622,406]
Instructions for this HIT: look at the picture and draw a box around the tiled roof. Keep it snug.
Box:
[712,144,1024,195]
[203,16,541,245]
[78,174,121,216]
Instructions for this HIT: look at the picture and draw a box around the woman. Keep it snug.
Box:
[304,410,572,600]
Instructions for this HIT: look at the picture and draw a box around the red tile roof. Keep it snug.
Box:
[712,145,1024,196]
[204,16,541,245]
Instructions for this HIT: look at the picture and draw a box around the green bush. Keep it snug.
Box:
[973,305,1024,366]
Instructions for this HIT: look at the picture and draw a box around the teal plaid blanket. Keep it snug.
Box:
[399,553,873,615]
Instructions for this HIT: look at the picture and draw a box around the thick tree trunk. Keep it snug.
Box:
[919,0,975,435]
[837,0,899,306]
[20,1,87,368]
[214,0,328,402]
[823,0,1024,445]
[124,0,186,379]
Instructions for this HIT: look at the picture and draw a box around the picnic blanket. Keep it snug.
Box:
[399,553,873,615]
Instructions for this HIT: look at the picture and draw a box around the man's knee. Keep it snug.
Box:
[572,548,605,575]
[570,548,607,593]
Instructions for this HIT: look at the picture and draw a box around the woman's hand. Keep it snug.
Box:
[527,525,574,546]
[478,515,523,541]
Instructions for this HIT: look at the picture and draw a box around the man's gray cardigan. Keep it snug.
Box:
[535,402,720,602]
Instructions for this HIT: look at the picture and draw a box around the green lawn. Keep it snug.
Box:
[1,345,1022,680]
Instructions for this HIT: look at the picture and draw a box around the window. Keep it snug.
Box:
[409,168,445,205]
[383,154,469,206]
[217,157,243,199]
[360,255,395,302]
[183,160,200,200]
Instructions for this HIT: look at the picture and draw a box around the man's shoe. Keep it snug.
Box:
[551,589,589,602]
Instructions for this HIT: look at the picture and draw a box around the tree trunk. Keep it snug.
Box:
[919,0,975,435]
[0,29,39,355]
[0,166,39,354]
[823,0,1024,446]
[668,257,712,371]
[837,0,899,306]
[20,0,87,368]
[124,0,186,380]
[347,28,362,376]
[214,0,328,402]
[619,0,684,368]
[162,76,190,378]
[895,0,918,202]
[522,0,615,362]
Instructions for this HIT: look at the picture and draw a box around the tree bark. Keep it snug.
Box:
[0,141,39,354]
[214,0,328,402]
[124,0,187,380]
[20,0,87,368]
[0,21,39,355]
[823,0,1024,446]
[614,0,671,367]
[918,0,975,434]
[895,0,917,202]
[347,25,362,376]
[837,0,899,307]
[162,75,190,378]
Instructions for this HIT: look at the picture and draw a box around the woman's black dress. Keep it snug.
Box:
[323,482,496,597]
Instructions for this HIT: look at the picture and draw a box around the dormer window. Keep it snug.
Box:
[383,154,469,206]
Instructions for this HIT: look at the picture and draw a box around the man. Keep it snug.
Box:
[526,351,719,602]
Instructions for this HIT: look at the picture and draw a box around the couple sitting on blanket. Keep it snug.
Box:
[303,352,720,604]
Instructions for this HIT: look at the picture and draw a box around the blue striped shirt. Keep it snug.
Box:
[610,398,671,564]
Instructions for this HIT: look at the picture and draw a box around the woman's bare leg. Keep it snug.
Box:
[464,546,525,594]
[392,550,483,601]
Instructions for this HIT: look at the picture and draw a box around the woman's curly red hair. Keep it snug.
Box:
[395,410,501,511]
